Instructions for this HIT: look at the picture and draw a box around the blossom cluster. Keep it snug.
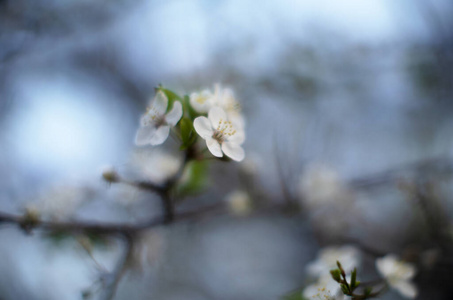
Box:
[303,245,361,300]
[135,84,246,162]
[301,246,418,300]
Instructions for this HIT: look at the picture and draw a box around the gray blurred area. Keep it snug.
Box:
[1,0,453,299]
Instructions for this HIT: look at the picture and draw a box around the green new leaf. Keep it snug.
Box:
[176,160,209,196]
[330,269,342,282]
[337,260,346,277]
[179,117,197,150]
[156,86,182,113]
[350,268,359,290]
[340,284,349,295]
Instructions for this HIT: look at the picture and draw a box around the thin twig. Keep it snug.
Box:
[273,136,298,210]
[100,233,134,300]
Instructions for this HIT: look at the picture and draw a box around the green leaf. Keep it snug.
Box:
[330,269,342,282]
[350,268,358,289]
[179,117,197,150]
[176,160,209,196]
[337,260,346,277]
[156,86,182,113]
[340,284,349,295]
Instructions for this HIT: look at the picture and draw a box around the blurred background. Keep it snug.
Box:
[1,0,453,299]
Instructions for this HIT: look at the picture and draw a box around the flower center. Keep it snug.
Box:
[313,287,334,300]
[212,118,236,143]
[196,95,209,104]
[144,106,166,127]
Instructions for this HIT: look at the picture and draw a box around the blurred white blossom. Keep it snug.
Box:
[131,149,182,184]
[194,107,245,161]
[226,190,252,216]
[307,245,361,278]
[190,84,244,127]
[26,186,94,221]
[376,254,418,299]
[190,89,215,113]
[298,163,352,209]
[211,84,244,128]
[303,275,344,300]
[135,91,182,146]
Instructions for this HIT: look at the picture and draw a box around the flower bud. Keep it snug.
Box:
[102,166,119,183]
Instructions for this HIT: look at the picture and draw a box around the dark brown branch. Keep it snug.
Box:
[0,202,225,236]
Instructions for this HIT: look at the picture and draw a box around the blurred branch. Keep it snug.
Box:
[411,180,452,252]
[273,136,299,211]
[348,156,453,189]
[100,233,134,300]
[0,202,225,236]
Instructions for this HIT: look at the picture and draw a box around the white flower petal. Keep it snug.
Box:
[222,141,245,162]
[227,128,245,144]
[206,138,223,157]
[149,125,170,146]
[393,281,418,299]
[135,126,156,146]
[140,113,152,126]
[229,113,245,129]
[306,260,326,277]
[194,117,214,139]
[166,101,182,126]
[221,87,235,101]
[303,276,343,300]
[376,255,398,277]
[399,264,417,280]
[151,91,168,115]
[307,246,361,278]
[302,284,319,299]
[208,106,227,128]
[190,90,213,113]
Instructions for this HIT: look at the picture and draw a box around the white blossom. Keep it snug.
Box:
[194,106,245,161]
[135,91,182,146]
[25,186,94,221]
[190,84,244,127]
[189,89,215,113]
[303,275,344,300]
[307,245,361,278]
[131,149,182,184]
[226,190,252,216]
[212,84,244,128]
[298,163,352,209]
[376,254,418,299]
